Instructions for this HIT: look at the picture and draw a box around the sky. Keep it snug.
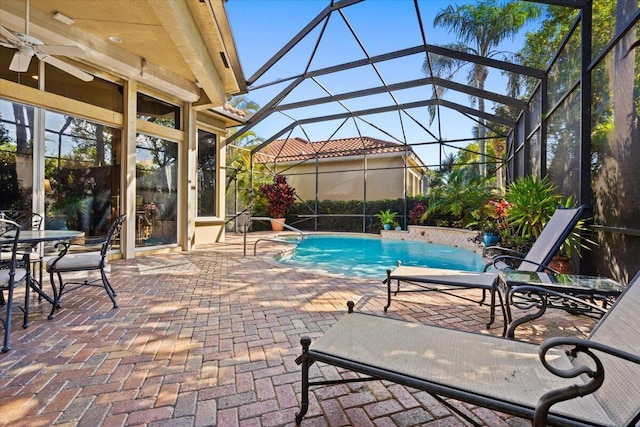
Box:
[225,0,543,166]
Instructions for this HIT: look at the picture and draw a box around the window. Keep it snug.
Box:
[135,134,178,247]
[44,111,122,234]
[0,100,34,210]
[197,129,217,217]
[0,98,121,236]
[137,93,180,130]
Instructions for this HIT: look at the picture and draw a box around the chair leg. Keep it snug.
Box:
[101,270,118,308]
[2,284,14,352]
[48,270,60,320]
[22,274,30,328]
[486,286,496,329]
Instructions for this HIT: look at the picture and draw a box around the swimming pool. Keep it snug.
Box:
[274,234,485,278]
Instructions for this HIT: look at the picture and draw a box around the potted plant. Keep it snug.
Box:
[504,176,595,273]
[504,176,561,240]
[259,175,296,231]
[375,209,398,230]
[469,198,509,247]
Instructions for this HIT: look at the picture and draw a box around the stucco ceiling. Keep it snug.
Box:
[0,0,245,106]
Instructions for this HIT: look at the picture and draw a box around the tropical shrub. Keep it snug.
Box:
[504,175,562,239]
[259,175,296,218]
[408,202,427,225]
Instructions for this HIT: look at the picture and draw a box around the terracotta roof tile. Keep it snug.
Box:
[256,136,417,162]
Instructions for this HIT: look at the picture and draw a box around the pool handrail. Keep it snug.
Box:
[243,216,304,256]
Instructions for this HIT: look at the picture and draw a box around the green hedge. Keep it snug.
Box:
[284,197,431,233]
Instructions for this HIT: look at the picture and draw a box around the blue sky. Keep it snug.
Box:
[225,0,543,166]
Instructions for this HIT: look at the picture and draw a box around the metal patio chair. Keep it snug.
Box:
[383,205,587,334]
[0,219,29,352]
[46,215,126,316]
[0,210,43,305]
[296,270,640,426]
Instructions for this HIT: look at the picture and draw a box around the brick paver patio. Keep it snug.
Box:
[0,233,596,426]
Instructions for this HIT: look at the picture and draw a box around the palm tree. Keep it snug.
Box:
[424,0,541,178]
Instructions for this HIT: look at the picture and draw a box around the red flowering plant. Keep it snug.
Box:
[408,202,427,225]
[470,198,512,234]
[259,175,297,218]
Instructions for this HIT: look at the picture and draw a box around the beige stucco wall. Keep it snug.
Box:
[278,154,423,202]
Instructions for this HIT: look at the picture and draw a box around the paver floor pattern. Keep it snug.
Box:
[0,234,596,427]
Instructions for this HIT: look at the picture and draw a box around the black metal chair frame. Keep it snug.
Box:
[0,219,30,352]
[295,272,640,426]
[46,215,126,317]
[383,205,587,335]
[0,210,43,306]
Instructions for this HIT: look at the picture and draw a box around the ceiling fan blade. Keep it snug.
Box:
[39,44,88,58]
[9,51,33,72]
[41,55,94,82]
[0,25,22,45]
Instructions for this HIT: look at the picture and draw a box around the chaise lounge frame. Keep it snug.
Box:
[295,270,640,426]
[383,205,587,334]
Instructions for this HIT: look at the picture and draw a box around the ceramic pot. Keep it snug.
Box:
[482,232,499,247]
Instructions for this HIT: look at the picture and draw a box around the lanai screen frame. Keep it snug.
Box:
[225,0,593,231]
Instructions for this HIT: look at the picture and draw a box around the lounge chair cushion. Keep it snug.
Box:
[388,266,497,290]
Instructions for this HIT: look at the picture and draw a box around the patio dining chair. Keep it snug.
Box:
[0,210,43,304]
[0,219,29,352]
[383,205,587,334]
[46,215,126,317]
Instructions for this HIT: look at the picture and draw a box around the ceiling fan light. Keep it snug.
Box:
[53,11,75,26]
[108,35,122,44]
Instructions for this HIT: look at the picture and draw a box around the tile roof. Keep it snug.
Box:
[255,136,419,163]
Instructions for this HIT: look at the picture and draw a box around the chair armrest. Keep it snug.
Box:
[534,337,640,427]
[47,241,72,270]
[483,246,525,260]
[484,255,559,273]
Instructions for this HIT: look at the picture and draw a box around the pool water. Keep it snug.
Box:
[275,234,485,278]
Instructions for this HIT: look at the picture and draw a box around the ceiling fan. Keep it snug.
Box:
[0,0,93,81]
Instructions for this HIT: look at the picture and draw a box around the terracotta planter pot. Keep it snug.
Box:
[548,255,575,274]
[270,218,285,231]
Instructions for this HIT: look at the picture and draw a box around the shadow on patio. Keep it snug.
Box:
[0,233,596,426]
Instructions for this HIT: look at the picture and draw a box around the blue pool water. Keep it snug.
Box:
[274,234,485,278]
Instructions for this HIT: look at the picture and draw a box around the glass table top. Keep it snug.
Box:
[499,270,625,293]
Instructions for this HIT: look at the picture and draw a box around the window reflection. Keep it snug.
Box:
[135,134,178,247]
[136,93,180,130]
[44,111,121,235]
[0,101,34,210]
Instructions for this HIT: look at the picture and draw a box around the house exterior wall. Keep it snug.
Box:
[277,154,423,202]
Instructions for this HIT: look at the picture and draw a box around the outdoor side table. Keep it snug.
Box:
[497,270,625,338]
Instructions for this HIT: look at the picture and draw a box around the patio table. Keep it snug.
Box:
[0,229,84,322]
[498,269,625,338]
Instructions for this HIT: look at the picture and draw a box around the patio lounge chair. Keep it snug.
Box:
[295,270,640,426]
[383,205,587,333]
